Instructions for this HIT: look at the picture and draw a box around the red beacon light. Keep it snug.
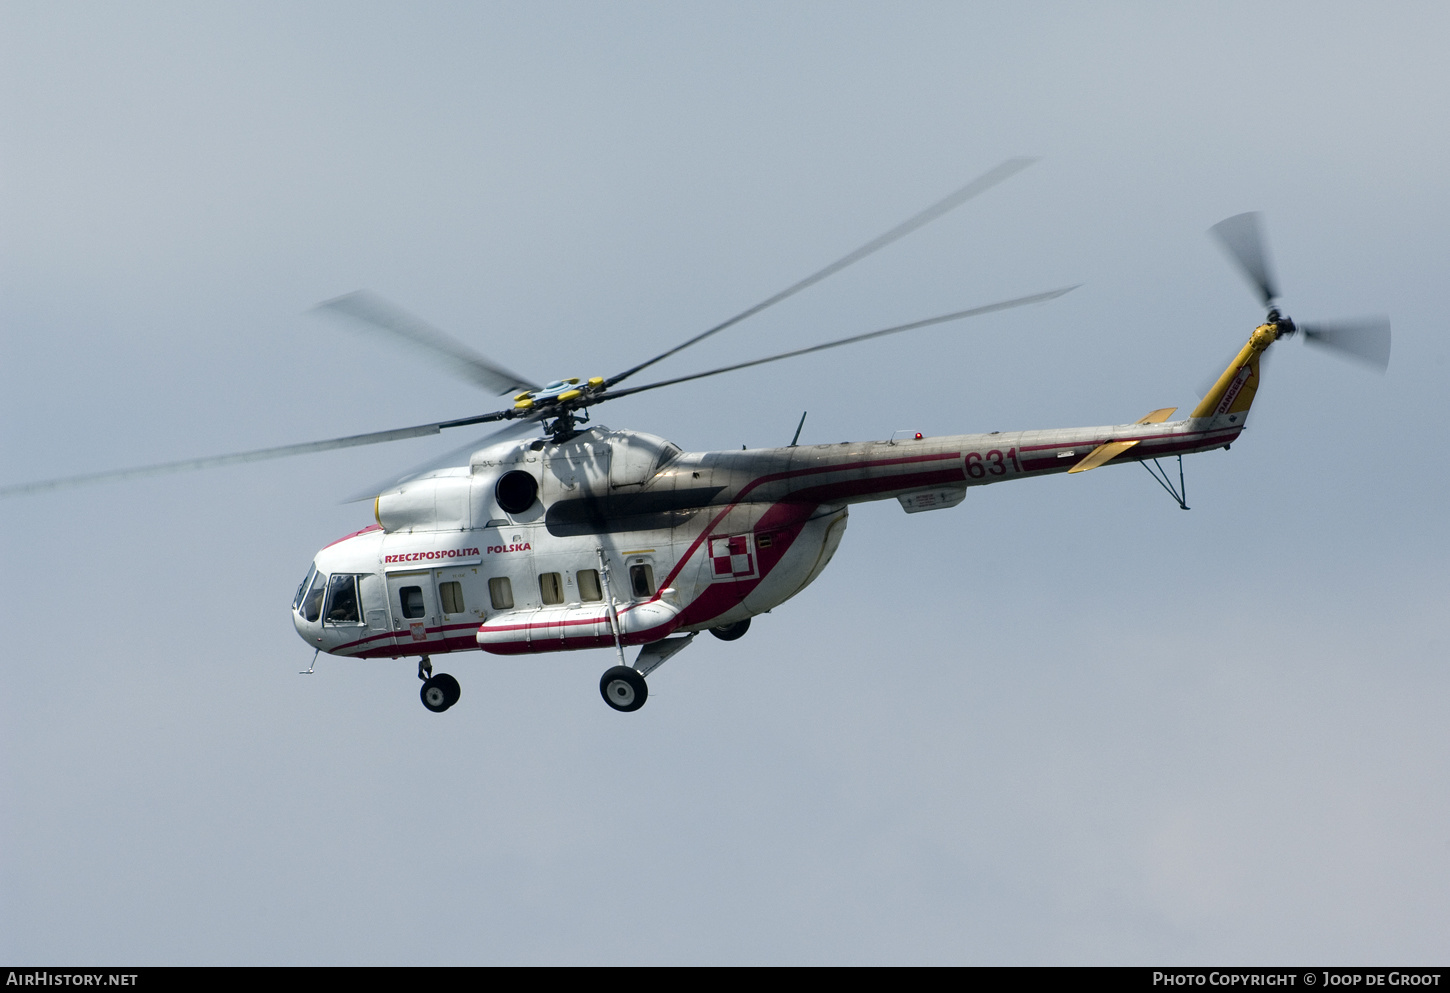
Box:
[914,432,923,440]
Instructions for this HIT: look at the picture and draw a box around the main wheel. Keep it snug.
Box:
[710,618,751,641]
[599,665,648,712]
[421,673,461,712]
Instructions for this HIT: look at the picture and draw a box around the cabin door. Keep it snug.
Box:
[386,570,438,649]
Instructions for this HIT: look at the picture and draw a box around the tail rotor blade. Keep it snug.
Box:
[1300,318,1391,371]
[1210,212,1279,307]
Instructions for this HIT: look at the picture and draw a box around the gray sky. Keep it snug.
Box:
[2,1,1447,965]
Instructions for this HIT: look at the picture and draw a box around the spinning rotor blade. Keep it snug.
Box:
[604,157,1036,388]
[599,286,1077,401]
[315,290,541,396]
[1300,317,1391,371]
[0,410,517,499]
[1210,212,1279,307]
[342,417,542,503]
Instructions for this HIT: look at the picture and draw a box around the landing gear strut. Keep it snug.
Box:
[417,655,461,713]
[597,634,695,713]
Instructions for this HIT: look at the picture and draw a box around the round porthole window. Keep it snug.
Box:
[495,470,539,514]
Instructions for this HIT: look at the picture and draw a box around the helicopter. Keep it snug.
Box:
[3,160,1390,714]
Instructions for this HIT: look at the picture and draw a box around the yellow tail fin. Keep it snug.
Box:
[1190,324,1278,420]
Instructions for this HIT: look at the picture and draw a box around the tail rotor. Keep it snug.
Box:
[1210,212,1390,372]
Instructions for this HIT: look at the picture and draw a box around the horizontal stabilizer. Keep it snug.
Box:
[1067,408,1173,474]
[1068,439,1139,474]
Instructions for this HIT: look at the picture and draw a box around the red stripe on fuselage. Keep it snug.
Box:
[655,450,961,592]
[331,621,481,655]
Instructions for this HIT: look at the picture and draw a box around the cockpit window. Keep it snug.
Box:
[294,564,317,611]
[302,572,327,623]
[325,574,361,624]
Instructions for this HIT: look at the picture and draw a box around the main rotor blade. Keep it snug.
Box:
[1300,317,1391,371]
[315,290,541,396]
[0,409,516,499]
[598,286,1077,402]
[1210,212,1279,307]
[342,417,542,504]
[604,157,1037,388]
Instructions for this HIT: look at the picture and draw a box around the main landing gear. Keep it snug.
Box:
[417,655,461,713]
[600,666,648,712]
[598,634,696,713]
[710,618,750,641]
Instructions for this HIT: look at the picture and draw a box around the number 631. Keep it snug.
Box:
[965,448,1021,478]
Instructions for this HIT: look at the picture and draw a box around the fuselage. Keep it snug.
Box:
[292,405,1248,661]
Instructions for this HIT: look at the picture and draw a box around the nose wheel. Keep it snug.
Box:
[599,666,648,712]
[417,656,461,713]
[421,673,461,712]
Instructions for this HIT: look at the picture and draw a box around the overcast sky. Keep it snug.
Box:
[3,2,1447,965]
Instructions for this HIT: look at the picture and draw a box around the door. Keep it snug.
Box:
[433,565,483,649]
[386,570,438,649]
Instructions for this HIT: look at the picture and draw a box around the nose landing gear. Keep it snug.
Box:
[417,656,461,713]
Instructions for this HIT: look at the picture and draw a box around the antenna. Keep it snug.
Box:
[789,411,808,447]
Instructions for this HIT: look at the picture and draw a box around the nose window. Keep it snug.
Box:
[302,572,327,623]
[399,586,425,619]
[294,564,317,611]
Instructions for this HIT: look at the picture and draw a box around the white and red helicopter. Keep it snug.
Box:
[5,160,1390,713]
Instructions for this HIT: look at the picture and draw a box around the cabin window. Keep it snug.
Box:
[399,586,425,619]
[294,564,316,611]
[577,569,602,602]
[302,572,327,623]
[539,572,564,605]
[439,581,464,614]
[629,564,655,598]
[489,577,514,610]
[325,574,361,624]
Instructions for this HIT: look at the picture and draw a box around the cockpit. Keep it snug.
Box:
[292,564,361,625]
